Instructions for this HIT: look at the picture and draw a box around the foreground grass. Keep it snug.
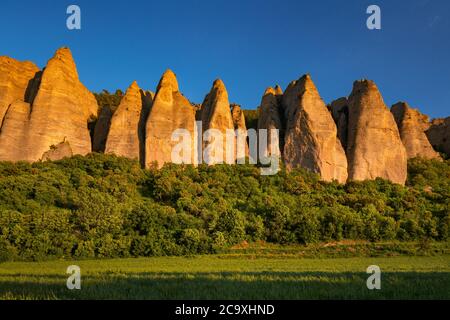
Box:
[1,243,449,300]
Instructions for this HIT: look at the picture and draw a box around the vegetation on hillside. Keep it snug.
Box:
[93,89,123,113]
[242,108,260,130]
[0,154,448,262]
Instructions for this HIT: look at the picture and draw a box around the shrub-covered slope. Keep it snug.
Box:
[0,154,448,261]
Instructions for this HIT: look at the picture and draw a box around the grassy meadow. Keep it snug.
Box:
[1,241,449,300]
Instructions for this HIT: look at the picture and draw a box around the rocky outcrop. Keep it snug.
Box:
[105,81,153,164]
[0,48,97,162]
[42,140,73,161]
[24,48,98,161]
[145,70,197,167]
[391,102,440,160]
[281,75,348,183]
[231,104,247,131]
[230,104,249,160]
[201,79,236,164]
[426,117,450,157]
[0,56,40,124]
[257,86,284,157]
[1,47,448,183]
[329,97,349,151]
[92,106,113,153]
[347,80,407,184]
[0,100,31,161]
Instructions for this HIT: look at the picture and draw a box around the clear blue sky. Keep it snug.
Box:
[1,0,449,118]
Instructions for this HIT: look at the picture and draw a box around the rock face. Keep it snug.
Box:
[347,80,407,184]
[231,104,247,131]
[92,106,113,153]
[281,75,348,183]
[0,48,97,162]
[329,97,349,151]
[145,70,197,167]
[26,48,98,161]
[426,117,450,157]
[257,86,284,157]
[391,102,440,160]
[105,81,153,164]
[0,100,31,161]
[0,56,40,124]
[201,79,236,164]
[230,104,249,160]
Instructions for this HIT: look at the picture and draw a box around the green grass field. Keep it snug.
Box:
[1,242,449,300]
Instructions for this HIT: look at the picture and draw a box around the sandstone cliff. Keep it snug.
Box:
[0,56,39,124]
[257,86,284,158]
[391,102,440,160]
[24,48,98,161]
[201,79,236,164]
[105,81,153,164]
[0,48,98,162]
[0,100,31,161]
[145,70,197,168]
[231,104,249,160]
[282,75,348,183]
[426,117,450,157]
[231,104,247,131]
[0,48,448,185]
[347,80,407,184]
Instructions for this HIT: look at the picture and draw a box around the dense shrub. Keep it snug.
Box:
[0,154,448,261]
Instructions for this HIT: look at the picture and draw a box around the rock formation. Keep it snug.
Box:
[230,104,249,160]
[41,140,73,161]
[0,100,31,161]
[24,47,98,161]
[426,117,450,157]
[347,80,407,184]
[0,56,40,124]
[145,70,197,167]
[105,81,153,164]
[0,47,97,162]
[281,75,348,183]
[391,102,440,160]
[231,104,247,131]
[257,86,284,158]
[329,97,349,151]
[201,79,236,164]
[1,47,448,184]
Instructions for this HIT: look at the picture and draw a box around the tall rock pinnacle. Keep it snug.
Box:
[201,79,236,164]
[282,75,348,183]
[145,69,197,168]
[347,80,407,184]
[24,47,98,161]
[257,86,284,158]
[105,81,153,164]
[391,102,441,160]
[0,47,98,162]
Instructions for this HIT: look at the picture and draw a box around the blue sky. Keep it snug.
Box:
[1,0,449,118]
